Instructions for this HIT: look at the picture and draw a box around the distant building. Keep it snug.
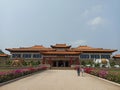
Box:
[0,52,9,64]
[6,44,117,67]
[113,54,120,60]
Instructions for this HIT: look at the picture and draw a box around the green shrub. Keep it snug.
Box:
[5,60,12,65]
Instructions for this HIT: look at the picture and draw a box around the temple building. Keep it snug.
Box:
[6,44,117,67]
[0,52,9,64]
[113,54,120,60]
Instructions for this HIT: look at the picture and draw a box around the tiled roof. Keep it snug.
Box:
[113,54,120,58]
[73,46,117,53]
[0,54,8,57]
[51,44,71,48]
[5,44,117,53]
[76,45,94,49]
[41,51,81,55]
[6,45,55,52]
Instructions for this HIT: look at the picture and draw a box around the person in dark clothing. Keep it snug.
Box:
[77,66,80,76]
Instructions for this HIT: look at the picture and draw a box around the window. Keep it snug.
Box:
[80,54,89,59]
[33,54,41,58]
[91,55,100,59]
[101,55,110,59]
[23,54,31,58]
[12,54,21,58]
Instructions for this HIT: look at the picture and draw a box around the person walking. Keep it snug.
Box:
[81,67,84,76]
[76,66,80,76]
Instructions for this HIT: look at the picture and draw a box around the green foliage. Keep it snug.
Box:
[110,61,116,66]
[22,61,27,66]
[28,60,41,66]
[36,61,41,65]
[95,63,100,67]
[5,60,12,65]
[81,61,86,66]
[0,49,4,54]
[88,61,93,65]
[80,60,94,66]
[90,68,120,84]
[0,66,47,83]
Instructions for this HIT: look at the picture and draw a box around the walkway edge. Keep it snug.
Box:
[87,73,120,87]
[0,70,47,87]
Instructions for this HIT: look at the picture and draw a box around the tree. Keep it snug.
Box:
[0,49,4,54]
[81,61,86,66]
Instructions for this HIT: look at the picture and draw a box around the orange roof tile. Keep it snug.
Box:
[51,44,71,48]
[5,44,117,53]
[0,54,8,57]
[73,45,117,53]
[76,45,94,49]
[41,51,81,55]
[6,45,55,52]
[113,54,120,58]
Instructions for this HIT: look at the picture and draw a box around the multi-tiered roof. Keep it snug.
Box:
[6,44,117,54]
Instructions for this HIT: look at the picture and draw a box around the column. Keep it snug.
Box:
[70,57,73,66]
[56,61,58,67]
[42,57,45,64]
[99,54,101,59]
[49,57,51,65]
[76,58,80,65]
[31,53,33,59]
[63,62,66,67]
[89,54,91,59]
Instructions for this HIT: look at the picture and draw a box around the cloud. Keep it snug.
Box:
[81,5,103,17]
[70,40,87,47]
[88,16,104,26]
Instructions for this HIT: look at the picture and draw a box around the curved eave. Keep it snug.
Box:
[5,48,55,52]
[113,54,120,58]
[74,49,117,53]
[113,56,120,58]
[0,54,9,57]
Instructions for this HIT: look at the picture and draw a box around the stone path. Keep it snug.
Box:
[0,70,120,90]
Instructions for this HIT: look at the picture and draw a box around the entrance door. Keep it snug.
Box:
[58,60,64,67]
[65,61,69,67]
[53,61,57,67]
[52,60,69,67]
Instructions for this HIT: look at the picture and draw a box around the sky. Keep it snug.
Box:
[0,0,120,54]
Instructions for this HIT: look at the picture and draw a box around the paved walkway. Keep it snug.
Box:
[0,70,120,90]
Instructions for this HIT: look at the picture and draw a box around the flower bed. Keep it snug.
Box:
[0,66,48,83]
[84,68,120,84]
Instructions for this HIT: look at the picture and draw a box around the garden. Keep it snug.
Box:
[0,65,48,83]
[84,67,120,84]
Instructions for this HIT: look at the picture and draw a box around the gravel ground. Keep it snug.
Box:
[0,70,120,90]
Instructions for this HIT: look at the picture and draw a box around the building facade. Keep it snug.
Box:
[0,54,9,65]
[6,44,117,67]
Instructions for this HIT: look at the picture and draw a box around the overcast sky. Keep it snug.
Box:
[0,0,120,54]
